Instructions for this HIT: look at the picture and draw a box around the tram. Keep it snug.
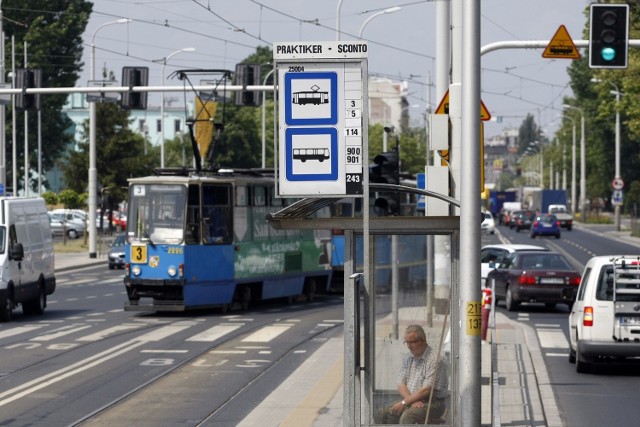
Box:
[123,169,332,312]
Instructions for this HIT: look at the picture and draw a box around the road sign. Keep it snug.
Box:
[542,25,580,59]
[612,177,624,190]
[612,190,624,206]
[274,41,368,197]
[434,88,491,121]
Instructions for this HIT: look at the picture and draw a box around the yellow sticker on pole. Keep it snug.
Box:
[466,301,481,336]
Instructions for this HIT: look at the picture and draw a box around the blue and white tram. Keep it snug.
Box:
[123,169,332,312]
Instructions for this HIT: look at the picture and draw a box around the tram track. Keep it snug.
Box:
[69,297,344,426]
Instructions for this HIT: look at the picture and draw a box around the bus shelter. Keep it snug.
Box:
[267,190,460,426]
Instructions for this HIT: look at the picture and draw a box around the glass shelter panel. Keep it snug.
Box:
[367,234,453,426]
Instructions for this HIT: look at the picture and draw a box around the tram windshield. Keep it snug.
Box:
[128,184,187,244]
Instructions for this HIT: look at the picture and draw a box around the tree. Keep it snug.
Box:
[3,1,92,192]
[517,114,544,156]
[62,96,156,211]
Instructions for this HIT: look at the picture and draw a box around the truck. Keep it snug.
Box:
[530,189,568,215]
[488,190,516,218]
[548,204,573,231]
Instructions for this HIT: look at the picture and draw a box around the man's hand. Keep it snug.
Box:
[390,401,405,415]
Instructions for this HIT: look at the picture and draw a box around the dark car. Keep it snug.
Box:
[488,250,581,311]
[108,233,127,269]
[513,211,536,232]
[530,214,561,239]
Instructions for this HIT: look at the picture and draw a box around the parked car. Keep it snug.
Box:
[569,255,640,373]
[48,212,85,239]
[480,244,548,287]
[530,213,561,239]
[488,250,581,311]
[108,233,127,269]
[481,210,495,234]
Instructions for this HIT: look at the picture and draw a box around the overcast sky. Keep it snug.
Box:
[81,0,592,139]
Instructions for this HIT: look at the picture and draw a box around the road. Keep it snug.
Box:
[0,264,344,426]
[489,222,640,426]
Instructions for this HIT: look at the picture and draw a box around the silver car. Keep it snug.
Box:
[48,212,85,239]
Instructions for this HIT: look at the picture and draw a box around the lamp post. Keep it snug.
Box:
[591,78,622,231]
[336,0,345,40]
[358,7,401,39]
[563,104,585,220]
[160,47,195,168]
[261,68,274,169]
[563,115,577,215]
[89,18,130,258]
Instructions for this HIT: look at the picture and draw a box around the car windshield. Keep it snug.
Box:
[517,253,572,270]
[112,234,126,247]
[127,184,187,244]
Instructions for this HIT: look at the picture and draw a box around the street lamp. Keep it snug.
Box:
[89,18,131,258]
[336,0,345,40]
[261,67,274,169]
[358,7,401,39]
[160,47,195,168]
[562,115,577,215]
[591,78,622,231]
[563,104,585,221]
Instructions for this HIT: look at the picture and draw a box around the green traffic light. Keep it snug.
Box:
[601,47,616,62]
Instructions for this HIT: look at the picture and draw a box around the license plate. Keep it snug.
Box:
[619,316,640,326]
[540,277,564,284]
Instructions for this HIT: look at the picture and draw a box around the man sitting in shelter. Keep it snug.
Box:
[376,324,448,424]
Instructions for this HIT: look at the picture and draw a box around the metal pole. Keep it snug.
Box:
[11,35,15,196]
[336,0,344,41]
[580,112,586,221]
[261,68,274,169]
[89,19,131,258]
[37,109,41,195]
[23,42,27,197]
[357,7,401,39]
[614,89,621,231]
[572,122,576,214]
[460,0,481,423]
[0,4,5,194]
[160,47,195,169]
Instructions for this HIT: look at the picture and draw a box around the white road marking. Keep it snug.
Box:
[537,328,569,349]
[30,324,93,342]
[242,324,294,342]
[76,324,143,342]
[0,325,44,339]
[186,324,243,342]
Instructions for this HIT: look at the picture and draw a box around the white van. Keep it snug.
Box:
[0,197,56,321]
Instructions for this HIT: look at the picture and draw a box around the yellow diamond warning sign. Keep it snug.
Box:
[542,25,580,59]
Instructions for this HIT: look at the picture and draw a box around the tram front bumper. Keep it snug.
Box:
[124,277,187,311]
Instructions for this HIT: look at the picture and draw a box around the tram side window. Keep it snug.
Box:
[252,186,266,207]
[202,184,232,244]
[186,185,200,245]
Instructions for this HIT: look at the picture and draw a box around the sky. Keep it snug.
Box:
[79,0,592,140]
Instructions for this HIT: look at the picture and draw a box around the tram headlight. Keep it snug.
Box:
[132,265,141,276]
[167,265,177,277]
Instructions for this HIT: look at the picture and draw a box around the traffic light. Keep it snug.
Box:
[234,64,262,106]
[370,148,400,216]
[589,3,629,69]
[15,69,42,111]
[120,67,149,110]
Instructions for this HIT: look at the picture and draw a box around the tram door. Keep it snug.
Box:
[344,231,459,426]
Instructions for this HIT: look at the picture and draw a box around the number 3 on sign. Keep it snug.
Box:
[466,302,481,336]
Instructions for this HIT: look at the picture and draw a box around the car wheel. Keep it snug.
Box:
[506,287,519,311]
[67,229,79,239]
[530,233,536,239]
[109,264,114,270]
[569,347,576,364]
[555,233,561,239]
[23,284,46,316]
[0,288,14,322]
[567,225,572,231]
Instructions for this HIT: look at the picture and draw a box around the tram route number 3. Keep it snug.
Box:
[131,244,148,264]
[465,301,481,336]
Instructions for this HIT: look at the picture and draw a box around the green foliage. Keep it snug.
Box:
[41,191,58,206]
[61,99,156,208]
[3,0,92,192]
[625,181,640,215]
[58,189,83,209]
